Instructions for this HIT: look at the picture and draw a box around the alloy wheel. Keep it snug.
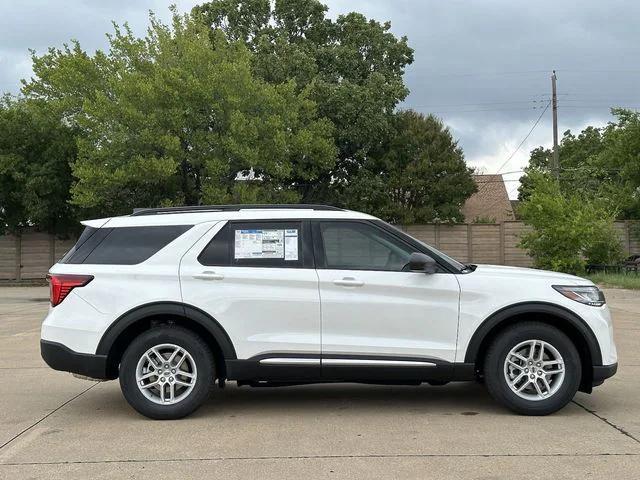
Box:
[503,339,565,401]
[135,343,197,405]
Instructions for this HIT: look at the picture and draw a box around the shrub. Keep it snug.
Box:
[518,172,623,274]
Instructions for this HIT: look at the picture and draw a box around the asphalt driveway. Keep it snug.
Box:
[0,286,639,479]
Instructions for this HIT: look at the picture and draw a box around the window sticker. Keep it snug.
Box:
[284,229,299,261]
[234,229,299,260]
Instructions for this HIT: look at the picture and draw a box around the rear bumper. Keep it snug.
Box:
[41,340,113,380]
[592,362,618,387]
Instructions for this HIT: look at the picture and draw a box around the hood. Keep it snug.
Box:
[471,264,592,286]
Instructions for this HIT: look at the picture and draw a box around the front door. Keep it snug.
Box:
[313,220,460,379]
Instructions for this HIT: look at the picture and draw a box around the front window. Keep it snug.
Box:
[318,222,413,272]
[380,221,467,272]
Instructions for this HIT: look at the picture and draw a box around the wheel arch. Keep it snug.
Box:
[96,302,237,379]
[465,302,602,392]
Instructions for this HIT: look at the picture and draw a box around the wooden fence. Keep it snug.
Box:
[1,221,639,281]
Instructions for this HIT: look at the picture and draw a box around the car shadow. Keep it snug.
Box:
[93,380,514,419]
[206,381,498,414]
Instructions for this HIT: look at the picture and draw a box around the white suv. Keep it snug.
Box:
[40,205,618,419]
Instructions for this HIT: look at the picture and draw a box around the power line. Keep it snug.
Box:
[560,105,640,109]
[556,69,640,74]
[411,68,640,80]
[409,99,554,108]
[411,69,551,78]
[495,101,551,174]
[474,178,524,183]
[426,106,548,114]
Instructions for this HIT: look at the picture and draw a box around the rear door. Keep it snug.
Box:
[313,220,461,378]
[179,220,321,378]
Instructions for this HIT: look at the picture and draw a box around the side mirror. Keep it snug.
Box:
[409,252,438,274]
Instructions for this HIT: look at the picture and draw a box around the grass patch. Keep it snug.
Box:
[586,272,640,290]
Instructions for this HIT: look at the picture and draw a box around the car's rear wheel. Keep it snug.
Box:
[484,322,581,415]
[119,326,214,419]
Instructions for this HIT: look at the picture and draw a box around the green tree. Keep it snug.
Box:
[23,11,336,215]
[518,172,623,273]
[518,126,606,202]
[338,110,476,224]
[192,0,414,202]
[518,109,640,221]
[594,108,640,219]
[0,96,77,234]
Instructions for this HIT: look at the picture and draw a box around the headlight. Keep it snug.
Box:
[552,285,606,307]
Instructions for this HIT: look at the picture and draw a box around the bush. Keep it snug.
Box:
[518,172,623,274]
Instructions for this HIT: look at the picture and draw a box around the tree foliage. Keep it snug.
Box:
[4,2,477,232]
[518,109,640,220]
[518,172,623,273]
[338,110,476,224]
[23,11,336,216]
[192,0,414,202]
[0,96,77,234]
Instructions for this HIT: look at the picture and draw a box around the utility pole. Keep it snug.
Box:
[551,70,560,180]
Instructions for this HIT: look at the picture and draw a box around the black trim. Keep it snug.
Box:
[198,220,315,269]
[42,336,612,388]
[96,302,237,360]
[320,353,452,382]
[132,204,344,216]
[320,352,447,363]
[226,353,477,384]
[592,362,617,386]
[41,340,110,379]
[464,302,603,365]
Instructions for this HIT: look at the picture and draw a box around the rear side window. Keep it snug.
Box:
[59,226,100,263]
[61,225,192,265]
[198,221,307,268]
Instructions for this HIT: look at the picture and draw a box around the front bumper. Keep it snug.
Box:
[41,340,113,380]
[592,362,618,387]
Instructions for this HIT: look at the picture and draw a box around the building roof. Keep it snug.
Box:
[462,174,515,223]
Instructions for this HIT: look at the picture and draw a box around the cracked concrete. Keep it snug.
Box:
[0,286,639,479]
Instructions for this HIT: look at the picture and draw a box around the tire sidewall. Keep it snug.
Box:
[485,324,581,415]
[119,327,214,420]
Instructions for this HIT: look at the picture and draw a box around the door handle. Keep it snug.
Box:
[333,277,364,287]
[193,271,224,280]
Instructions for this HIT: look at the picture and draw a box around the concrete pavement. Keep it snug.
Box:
[0,286,639,479]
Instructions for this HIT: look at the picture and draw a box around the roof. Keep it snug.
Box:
[462,174,515,223]
[131,204,344,216]
[82,205,376,228]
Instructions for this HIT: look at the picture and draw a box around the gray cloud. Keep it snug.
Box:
[0,0,199,91]
[323,0,640,196]
[2,0,639,197]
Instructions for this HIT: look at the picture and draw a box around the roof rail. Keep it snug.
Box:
[131,204,345,216]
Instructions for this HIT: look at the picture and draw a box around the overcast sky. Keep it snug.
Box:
[1,0,639,198]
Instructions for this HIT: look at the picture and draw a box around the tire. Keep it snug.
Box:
[119,326,215,420]
[484,321,581,416]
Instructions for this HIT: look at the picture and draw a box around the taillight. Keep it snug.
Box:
[46,274,94,307]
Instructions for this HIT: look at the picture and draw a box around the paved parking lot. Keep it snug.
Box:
[0,286,639,479]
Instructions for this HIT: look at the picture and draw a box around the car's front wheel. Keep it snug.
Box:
[119,326,215,419]
[484,322,581,415]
